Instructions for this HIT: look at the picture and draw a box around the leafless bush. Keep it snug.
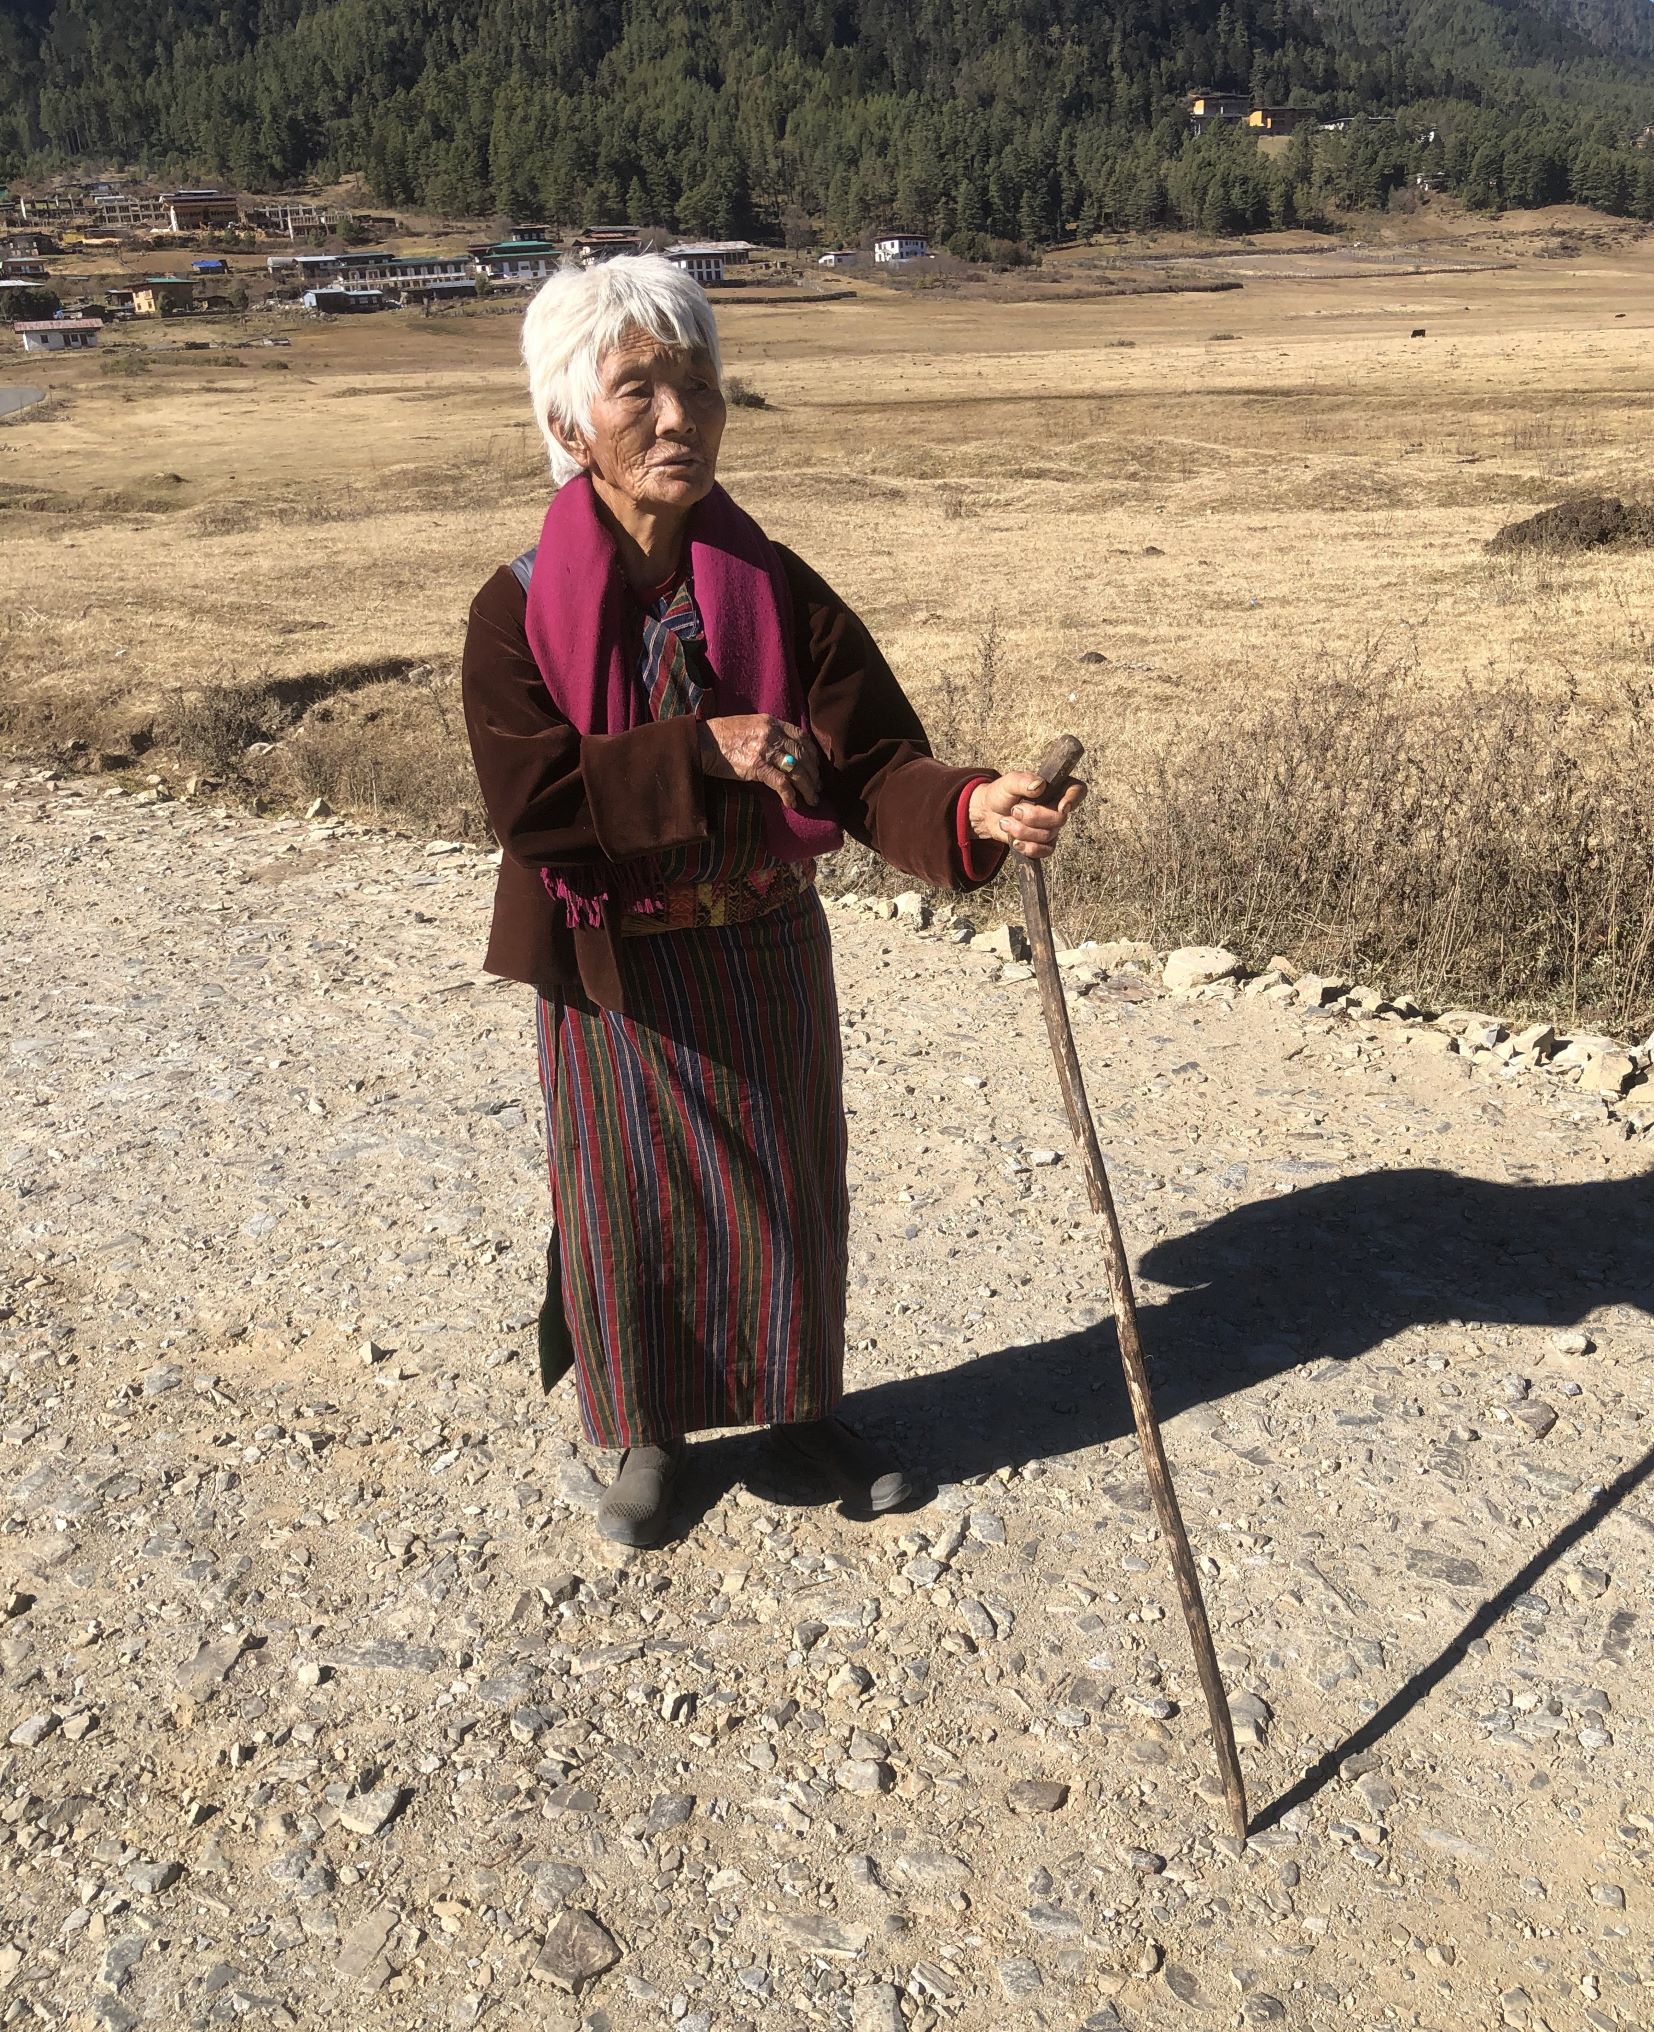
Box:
[724,375,769,409]
[193,499,263,535]
[155,683,276,773]
[1045,659,1654,1034]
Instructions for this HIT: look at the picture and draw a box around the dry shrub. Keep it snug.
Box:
[155,683,276,773]
[1046,659,1654,1034]
[270,669,484,837]
[1488,495,1654,555]
[724,375,769,409]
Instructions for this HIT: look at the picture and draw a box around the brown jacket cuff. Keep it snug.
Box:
[581,717,708,863]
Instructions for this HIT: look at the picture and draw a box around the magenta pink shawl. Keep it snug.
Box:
[523,475,843,926]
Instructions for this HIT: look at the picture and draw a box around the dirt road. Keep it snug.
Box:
[3,772,1651,2032]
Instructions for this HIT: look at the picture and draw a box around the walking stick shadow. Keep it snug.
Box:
[851,1165,1654,1813]
[1251,1439,1654,1831]
[855,1166,1654,1479]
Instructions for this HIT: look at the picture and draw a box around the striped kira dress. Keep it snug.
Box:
[535,577,849,1447]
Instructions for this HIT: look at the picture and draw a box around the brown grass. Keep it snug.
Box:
[8,214,1654,1033]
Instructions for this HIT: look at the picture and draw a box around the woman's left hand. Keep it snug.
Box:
[968,771,1087,859]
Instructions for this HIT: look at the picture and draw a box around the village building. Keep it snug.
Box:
[4,232,58,258]
[478,239,561,284]
[267,253,340,279]
[873,233,930,263]
[302,286,386,313]
[90,188,171,231]
[333,251,474,298]
[663,243,728,286]
[13,316,101,353]
[132,276,196,316]
[574,229,641,265]
[163,189,243,233]
[0,257,49,281]
[16,192,82,226]
[1187,90,1250,130]
[244,198,332,238]
[1246,106,1314,134]
[191,257,230,279]
[817,248,859,267]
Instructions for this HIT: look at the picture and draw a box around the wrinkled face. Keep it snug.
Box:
[559,329,726,514]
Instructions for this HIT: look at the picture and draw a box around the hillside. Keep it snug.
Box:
[2,0,1653,237]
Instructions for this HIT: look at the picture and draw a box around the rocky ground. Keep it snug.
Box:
[2,769,1652,2032]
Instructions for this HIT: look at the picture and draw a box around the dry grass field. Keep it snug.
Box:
[5,206,1654,1026]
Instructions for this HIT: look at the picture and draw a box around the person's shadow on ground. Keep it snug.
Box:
[850,1165,1654,1481]
[805,1162,1653,1829]
[683,1165,1654,1826]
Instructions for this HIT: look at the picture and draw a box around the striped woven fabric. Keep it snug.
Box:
[537,887,848,1446]
[533,574,848,1448]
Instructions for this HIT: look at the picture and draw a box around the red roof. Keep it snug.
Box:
[14,317,101,332]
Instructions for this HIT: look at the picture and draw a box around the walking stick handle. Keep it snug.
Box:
[1027,734,1085,798]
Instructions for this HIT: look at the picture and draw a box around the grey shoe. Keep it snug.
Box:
[597,1441,683,1547]
[770,1417,911,1514]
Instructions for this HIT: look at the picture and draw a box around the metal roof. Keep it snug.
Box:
[14,317,100,331]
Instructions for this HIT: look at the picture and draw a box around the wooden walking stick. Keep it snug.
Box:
[1014,734,1249,1841]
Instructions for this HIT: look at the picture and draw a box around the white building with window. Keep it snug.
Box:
[663,244,727,286]
[14,316,101,352]
[873,233,930,263]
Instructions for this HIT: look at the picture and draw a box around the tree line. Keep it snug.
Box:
[2,0,1652,241]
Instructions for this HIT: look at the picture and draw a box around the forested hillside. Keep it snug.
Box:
[3,0,1653,239]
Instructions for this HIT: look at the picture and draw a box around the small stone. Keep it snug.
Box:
[837,1758,895,1795]
[176,1634,247,1702]
[1163,946,1240,993]
[306,797,333,819]
[97,1934,147,1992]
[125,1859,181,1895]
[8,1710,59,1748]
[971,923,1030,962]
[853,1983,905,2032]
[644,1792,695,1833]
[1007,1779,1069,1815]
[533,1909,621,1991]
[338,1904,398,1981]
[1295,973,1351,1008]
[774,1913,870,1957]
[1511,1401,1559,1441]
[1024,1903,1082,1937]
[892,892,930,927]
[294,1661,325,1687]
[999,1957,1043,1999]
[1589,1882,1626,1909]
[1228,1689,1272,1749]
[1550,1330,1594,1356]
[1162,1963,1210,2008]
[1244,1995,1287,2024]
[1512,1023,1558,1057]
[337,1785,407,1836]
[1579,1051,1636,1096]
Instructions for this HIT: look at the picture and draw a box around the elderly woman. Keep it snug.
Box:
[463,255,1082,1547]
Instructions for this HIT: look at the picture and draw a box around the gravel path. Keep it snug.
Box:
[3,771,1652,2032]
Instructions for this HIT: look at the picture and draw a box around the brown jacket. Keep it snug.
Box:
[462,544,1005,1010]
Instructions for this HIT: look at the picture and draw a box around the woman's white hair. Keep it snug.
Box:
[522,253,723,487]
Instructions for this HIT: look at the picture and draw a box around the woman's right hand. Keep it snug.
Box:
[697,715,824,811]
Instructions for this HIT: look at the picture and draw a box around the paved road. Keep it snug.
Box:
[2,770,1651,2031]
